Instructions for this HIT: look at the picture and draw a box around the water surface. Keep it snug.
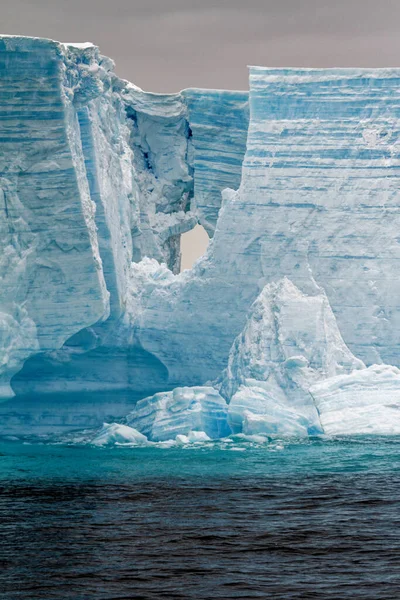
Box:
[1,437,399,599]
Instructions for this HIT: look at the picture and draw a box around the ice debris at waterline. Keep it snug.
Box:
[90,423,148,446]
[89,422,213,447]
[1,36,400,437]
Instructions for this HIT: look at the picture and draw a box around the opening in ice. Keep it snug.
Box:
[180,224,209,271]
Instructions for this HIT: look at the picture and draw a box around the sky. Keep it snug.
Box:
[2,0,400,92]
[2,0,400,268]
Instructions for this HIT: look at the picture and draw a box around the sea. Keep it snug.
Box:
[1,435,399,599]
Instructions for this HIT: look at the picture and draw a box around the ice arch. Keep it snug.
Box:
[180,224,209,271]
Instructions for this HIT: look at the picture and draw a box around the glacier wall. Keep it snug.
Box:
[2,35,400,434]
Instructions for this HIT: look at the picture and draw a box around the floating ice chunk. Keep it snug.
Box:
[310,365,400,435]
[90,422,148,446]
[127,386,231,442]
[175,434,190,445]
[175,431,211,445]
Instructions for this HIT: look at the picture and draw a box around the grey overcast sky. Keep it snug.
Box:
[1,0,400,92]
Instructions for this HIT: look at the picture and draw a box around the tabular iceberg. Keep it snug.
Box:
[1,35,400,438]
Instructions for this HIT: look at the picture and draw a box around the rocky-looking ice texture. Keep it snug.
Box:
[1,35,400,437]
[123,278,398,439]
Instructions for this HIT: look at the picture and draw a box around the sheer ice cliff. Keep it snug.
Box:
[1,35,400,437]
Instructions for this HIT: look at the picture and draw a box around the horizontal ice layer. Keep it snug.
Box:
[311,365,400,435]
[126,386,231,441]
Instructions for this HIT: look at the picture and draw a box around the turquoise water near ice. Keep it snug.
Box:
[1,437,400,599]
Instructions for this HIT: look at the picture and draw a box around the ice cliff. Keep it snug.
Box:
[1,36,400,437]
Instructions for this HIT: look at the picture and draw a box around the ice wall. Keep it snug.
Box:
[183,89,249,235]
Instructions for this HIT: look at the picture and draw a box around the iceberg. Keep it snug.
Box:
[1,36,400,438]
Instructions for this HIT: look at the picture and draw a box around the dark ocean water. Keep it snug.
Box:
[1,436,400,599]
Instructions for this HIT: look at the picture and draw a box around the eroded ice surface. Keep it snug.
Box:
[228,383,311,437]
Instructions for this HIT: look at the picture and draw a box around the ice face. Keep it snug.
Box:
[228,384,310,438]
[220,278,364,400]
[0,38,110,362]
[243,67,400,368]
[131,67,400,394]
[182,89,249,235]
[0,37,249,410]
